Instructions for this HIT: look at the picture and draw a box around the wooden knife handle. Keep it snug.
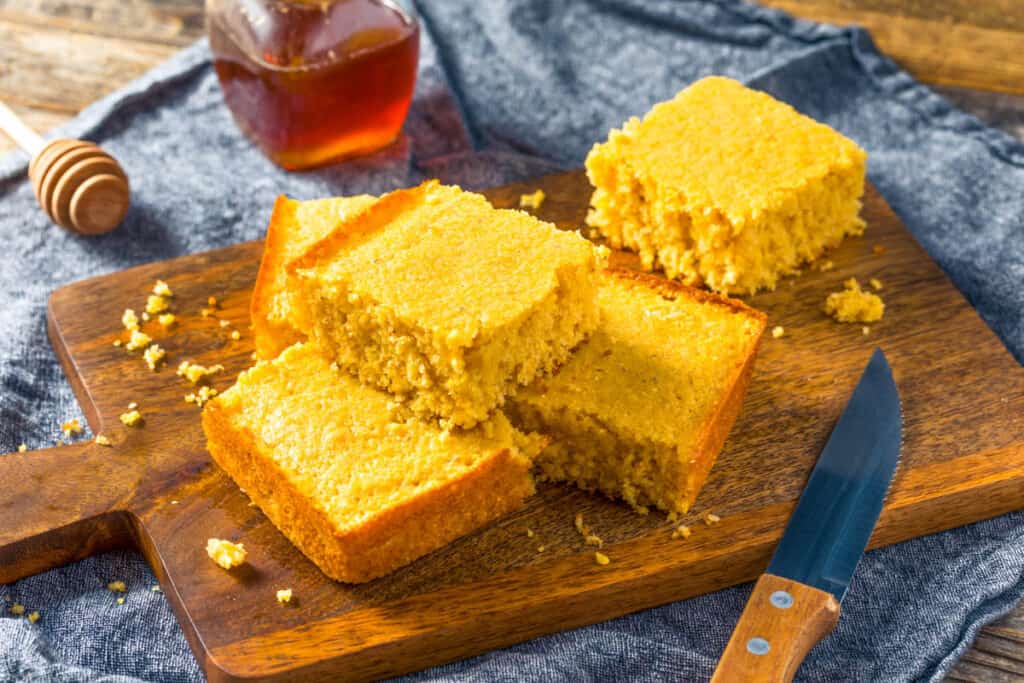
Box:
[710,573,840,683]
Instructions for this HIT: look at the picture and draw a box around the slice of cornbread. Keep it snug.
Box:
[586,76,867,294]
[251,194,377,360]
[202,343,542,583]
[506,269,766,514]
[289,180,601,428]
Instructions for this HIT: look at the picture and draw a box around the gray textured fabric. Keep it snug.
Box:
[2,1,1023,681]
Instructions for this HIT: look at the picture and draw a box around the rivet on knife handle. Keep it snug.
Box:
[709,573,839,683]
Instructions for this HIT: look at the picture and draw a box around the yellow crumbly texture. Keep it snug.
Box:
[507,269,765,514]
[119,410,142,427]
[201,342,543,583]
[177,361,224,384]
[276,588,293,604]
[206,538,247,569]
[290,181,601,428]
[519,189,545,210]
[585,76,867,294]
[825,277,885,323]
[251,194,377,360]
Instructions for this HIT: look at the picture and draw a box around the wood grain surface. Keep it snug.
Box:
[1,170,1023,681]
[1,1,1023,679]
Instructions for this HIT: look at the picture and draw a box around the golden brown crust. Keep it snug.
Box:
[202,397,535,583]
[251,195,302,360]
[603,267,768,327]
[287,180,438,276]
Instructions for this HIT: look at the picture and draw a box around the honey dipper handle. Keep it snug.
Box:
[0,100,45,157]
[0,442,138,583]
[710,574,840,683]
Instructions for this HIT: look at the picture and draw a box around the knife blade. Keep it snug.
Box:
[710,347,902,683]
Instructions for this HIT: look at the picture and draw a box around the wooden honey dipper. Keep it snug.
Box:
[0,100,129,235]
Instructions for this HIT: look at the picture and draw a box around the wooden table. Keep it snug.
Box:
[0,1,1021,681]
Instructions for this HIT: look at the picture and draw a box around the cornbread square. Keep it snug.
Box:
[289,180,601,428]
[506,269,766,514]
[202,343,542,583]
[586,76,867,294]
[251,194,376,360]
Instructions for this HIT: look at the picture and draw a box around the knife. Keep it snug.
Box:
[710,348,902,683]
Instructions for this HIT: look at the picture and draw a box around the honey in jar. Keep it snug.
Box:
[207,0,420,170]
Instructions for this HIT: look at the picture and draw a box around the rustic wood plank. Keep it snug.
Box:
[0,0,204,46]
[761,0,1024,95]
[0,172,1022,680]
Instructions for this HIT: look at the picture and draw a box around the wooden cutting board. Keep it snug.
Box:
[2,170,1023,682]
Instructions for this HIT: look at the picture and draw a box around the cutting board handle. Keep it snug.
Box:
[0,442,138,583]
[710,573,840,683]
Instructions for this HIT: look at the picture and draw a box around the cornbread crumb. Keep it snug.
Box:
[151,585,161,593]
[116,597,125,605]
[276,588,293,604]
[863,326,871,336]
[184,394,195,404]
[143,344,166,370]
[594,552,610,566]
[536,546,546,553]
[206,538,247,569]
[107,581,127,593]
[17,443,27,452]
[519,189,545,210]
[585,534,604,548]
[825,278,885,323]
[112,340,122,347]
[122,309,139,331]
[873,244,887,255]
[9,603,24,616]
[119,410,143,427]
[146,295,169,315]
[207,296,219,308]
[201,307,216,318]
[126,329,152,351]
[703,512,721,526]
[869,278,883,291]
[95,435,112,447]
[158,313,177,327]
[574,512,586,535]
[153,280,173,297]
[219,319,231,328]
[177,361,224,384]
[771,326,785,339]
[818,260,835,272]
[230,330,241,340]
[142,312,150,322]
[128,402,138,410]
[27,611,39,623]
[526,529,534,538]
[61,418,82,436]
[671,524,692,539]
[187,386,219,408]
[170,500,179,505]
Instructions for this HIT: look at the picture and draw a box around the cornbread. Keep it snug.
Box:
[825,277,885,323]
[506,269,766,514]
[107,581,127,593]
[126,329,151,351]
[95,435,112,447]
[276,588,293,604]
[519,189,545,210]
[290,181,601,428]
[585,76,867,294]
[206,538,247,569]
[119,410,142,427]
[9,603,24,616]
[251,194,377,360]
[202,342,543,583]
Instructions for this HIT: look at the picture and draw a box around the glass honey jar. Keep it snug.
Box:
[206,0,420,171]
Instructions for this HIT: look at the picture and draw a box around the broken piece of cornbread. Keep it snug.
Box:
[506,269,765,514]
[585,76,867,294]
[251,194,378,360]
[825,277,885,323]
[289,180,601,428]
[202,342,543,582]
[206,538,247,570]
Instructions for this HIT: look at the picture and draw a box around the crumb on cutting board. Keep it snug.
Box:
[206,538,247,570]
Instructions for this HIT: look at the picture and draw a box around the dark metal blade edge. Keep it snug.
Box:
[766,347,902,602]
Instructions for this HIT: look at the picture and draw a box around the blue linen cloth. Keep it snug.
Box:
[2,1,1023,680]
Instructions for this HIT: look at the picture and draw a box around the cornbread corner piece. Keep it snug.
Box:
[506,269,767,515]
[251,194,377,361]
[289,180,601,428]
[201,342,544,583]
[585,76,867,294]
